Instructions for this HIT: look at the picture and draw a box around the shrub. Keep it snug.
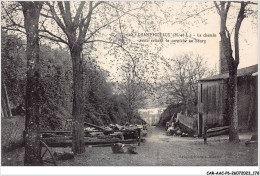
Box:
[1,116,25,151]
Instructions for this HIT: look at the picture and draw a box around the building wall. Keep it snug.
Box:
[198,80,226,136]
[139,107,165,125]
[236,76,258,131]
[198,76,258,136]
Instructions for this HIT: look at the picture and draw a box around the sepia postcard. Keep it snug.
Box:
[1,1,259,175]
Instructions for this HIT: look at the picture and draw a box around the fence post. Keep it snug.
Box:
[204,125,207,144]
[137,128,141,146]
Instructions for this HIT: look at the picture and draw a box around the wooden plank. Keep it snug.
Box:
[86,130,138,133]
[40,131,72,134]
[216,84,220,124]
[90,143,139,147]
[212,85,216,125]
[207,126,229,133]
[40,129,138,134]
[1,106,5,118]
[219,83,223,125]
[202,85,208,135]
[84,122,105,130]
[1,85,8,118]
[2,84,12,117]
[208,86,211,125]
[211,86,214,125]
[43,139,139,147]
[207,128,229,137]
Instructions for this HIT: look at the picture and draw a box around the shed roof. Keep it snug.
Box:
[199,64,258,81]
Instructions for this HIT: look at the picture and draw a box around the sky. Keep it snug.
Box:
[3,1,257,82]
[95,1,258,82]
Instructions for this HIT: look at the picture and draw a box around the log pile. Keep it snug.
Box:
[40,123,148,147]
[206,126,229,137]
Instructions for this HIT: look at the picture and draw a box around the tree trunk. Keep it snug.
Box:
[22,2,43,166]
[70,44,85,154]
[228,65,239,142]
[215,1,247,143]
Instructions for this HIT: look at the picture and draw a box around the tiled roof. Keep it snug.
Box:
[199,64,258,81]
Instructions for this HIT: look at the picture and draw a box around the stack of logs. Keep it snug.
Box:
[41,123,147,147]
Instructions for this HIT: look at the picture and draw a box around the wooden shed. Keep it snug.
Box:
[197,64,258,136]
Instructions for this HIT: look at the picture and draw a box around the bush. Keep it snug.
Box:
[1,116,25,151]
[158,103,183,127]
[2,32,143,132]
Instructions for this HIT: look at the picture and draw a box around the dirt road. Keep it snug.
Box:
[57,126,257,166]
[1,126,257,166]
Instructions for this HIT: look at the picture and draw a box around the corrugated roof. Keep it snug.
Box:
[199,64,258,81]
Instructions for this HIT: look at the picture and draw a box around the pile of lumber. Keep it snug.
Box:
[206,126,229,137]
[40,123,147,147]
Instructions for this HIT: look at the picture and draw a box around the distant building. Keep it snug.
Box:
[197,64,258,136]
[139,107,166,125]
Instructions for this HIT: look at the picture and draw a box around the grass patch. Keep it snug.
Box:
[1,116,25,152]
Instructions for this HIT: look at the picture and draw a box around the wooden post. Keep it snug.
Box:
[1,83,12,118]
[137,128,141,146]
[204,125,207,144]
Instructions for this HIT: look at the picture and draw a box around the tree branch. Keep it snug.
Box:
[73,1,86,27]
[2,26,26,35]
[64,1,72,25]
[40,12,53,19]
[231,1,257,5]
[78,2,93,42]
[214,1,221,15]
[2,4,24,29]
[47,2,67,35]
[39,25,68,45]
[234,1,247,66]
[173,5,215,24]
[39,34,66,44]
[84,3,148,43]
[57,2,72,29]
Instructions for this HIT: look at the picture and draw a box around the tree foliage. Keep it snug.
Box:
[158,52,216,114]
[1,32,143,130]
[1,31,26,107]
